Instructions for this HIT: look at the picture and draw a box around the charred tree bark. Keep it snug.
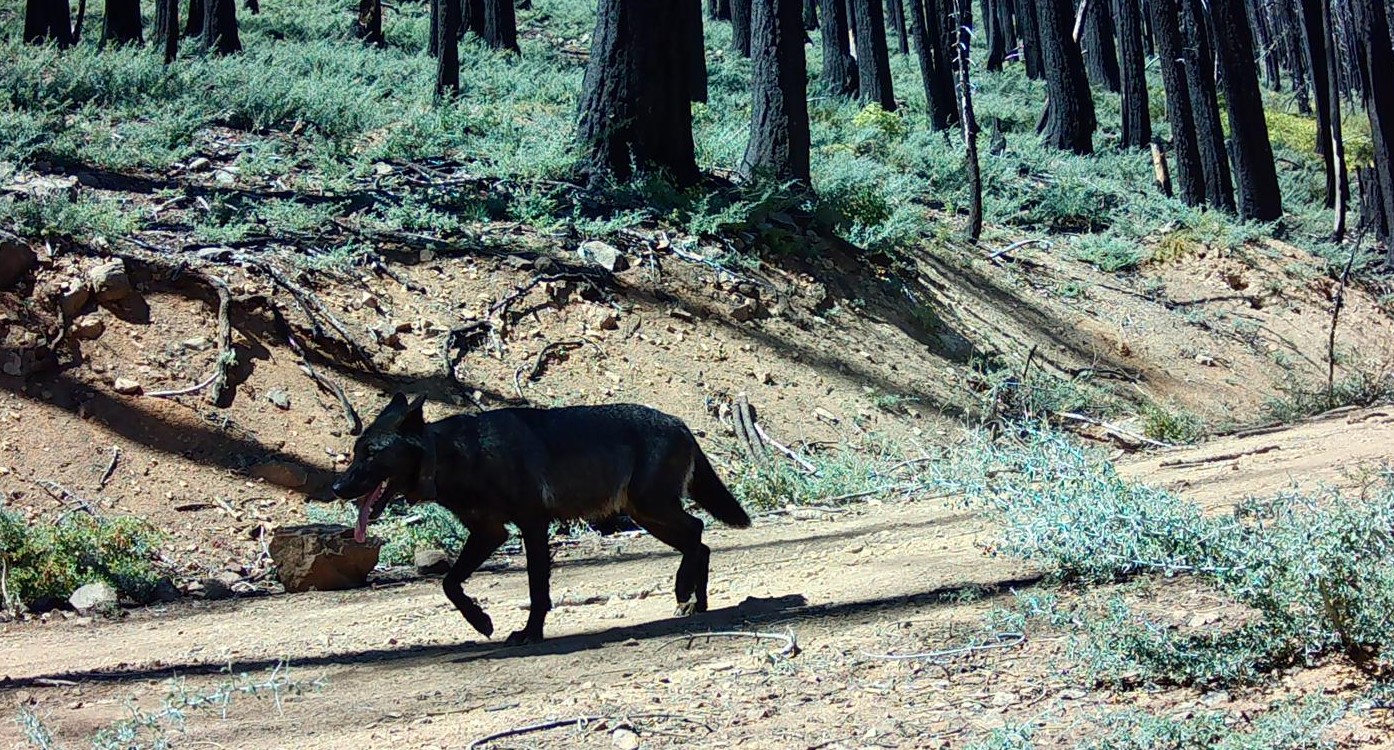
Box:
[154,0,178,60]
[1181,0,1234,211]
[1114,0,1149,148]
[576,0,700,188]
[355,0,384,46]
[1081,0,1120,92]
[1036,0,1095,153]
[888,0,910,53]
[910,0,956,129]
[1299,0,1334,203]
[732,0,753,56]
[25,0,75,46]
[102,0,143,45]
[742,0,812,184]
[482,0,518,52]
[243,0,256,14]
[201,0,240,53]
[984,0,1011,71]
[1210,0,1282,220]
[1013,0,1041,78]
[1353,0,1394,254]
[435,0,460,96]
[819,0,858,96]
[682,0,709,102]
[462,0,486,39]
[851,0,896,110]
[804,0,818,27]
[1148,0,1204,204]
[1318,0,1348,238]
[185,0,201,36]
[955,0,982,240]
[708,0,730,20]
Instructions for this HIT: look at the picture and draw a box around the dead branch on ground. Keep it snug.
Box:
[659,630,800,659]
[271,306,362,435]
[860,631,1025,662]
[1159,444,1279,469]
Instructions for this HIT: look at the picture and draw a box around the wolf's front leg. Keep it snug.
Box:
[443,523,508,637]
[507,523,552,644]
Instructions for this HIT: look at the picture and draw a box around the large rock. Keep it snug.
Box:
[69,582,118,614]
[88,259,132,303]
[0,241,38,290]
[268,524,381,594]
[577,240,628,273]
[414,548,452,576]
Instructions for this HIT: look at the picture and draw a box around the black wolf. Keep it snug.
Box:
[331,394,752,644]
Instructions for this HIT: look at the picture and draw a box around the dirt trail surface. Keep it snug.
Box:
[4,411,1394,749]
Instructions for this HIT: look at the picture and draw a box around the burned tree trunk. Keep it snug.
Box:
[819,0,858,96]
[201,0,240,53]
[102,0,143,45]
[482,0,519,52]
[1036,0,1095,153]
[955,0,982,240]
[25,0,75,46]
[462,0,486,39]
[185,0,201,36]
[804,0,817,27]
[732,0,753,56]
[1181,0,1234,212]
[355,0,384,46]
[1081,0,1120,92]
[681,0,708,102]
[1114,0,1149,148]
[1353,0,1394,254]
[1210,0,1282,220]
[154,0,178,60]
[851,0,896,110]
[887,0,910,53]
[1148,0,1204,204]
[576,0,700,188]
[436,0,460,96]
[1319,0,1348,238]
[984,0,1011,71]
[742,0,812,184]
[709,0,730,20]
[910,0,956,130]
[1013,0,1041,78]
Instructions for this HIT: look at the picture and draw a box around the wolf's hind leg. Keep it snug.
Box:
[444,523,508,637]
[630,503,709,616]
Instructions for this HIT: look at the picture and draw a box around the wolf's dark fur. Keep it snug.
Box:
[332,393,751,644]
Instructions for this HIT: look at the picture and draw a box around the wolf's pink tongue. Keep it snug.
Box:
[354,482,385,544]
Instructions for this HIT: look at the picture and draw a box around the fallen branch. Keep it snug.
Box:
[98,446,120,490]
[1054,411,1172,449]
[751,421,817,474]
[987,238,1053,262]
[658,630,800,659]
[1159,444,1280,469]
[34,480,99,517]
[242,256,378,373]
[271,306,362,435]
[860,631,1024,661]
[144,371,221,400]
[468,713,712,750]
[141,274,236,405]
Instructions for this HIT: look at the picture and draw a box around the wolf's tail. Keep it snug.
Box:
[689,446,751,528]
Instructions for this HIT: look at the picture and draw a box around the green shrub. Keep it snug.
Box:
[0,509,167,609]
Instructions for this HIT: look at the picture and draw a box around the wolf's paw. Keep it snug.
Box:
[458,601,494,638]
[505,629,544,645]
[674,599,697,617]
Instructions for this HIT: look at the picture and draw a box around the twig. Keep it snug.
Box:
[1054,411,1172,449]
[658,630,800,659]
[468,713,712,750]
[752,505,852,518]
[242,256,378,373]
[860,631,1024,661]
[751,421,817,474]
[34,479,99,517]
[1,558,14,619]
[1159,444,1280,469]
[987,239,1053,261]
[272,306,362,435]
[143,274,236,405]
[145,371,221,399]
[98,446,120,490]
[815,483,931,504]
[1328,229,1365,402]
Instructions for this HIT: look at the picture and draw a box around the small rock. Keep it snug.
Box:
[730,299,766,323]
[578,240,628,273]
[372,162,394,176]
[188,157,212,172]
[990,692,1017,707]
[59,283,91,318]
[360,292,381,311]
[68,582,118,614]
[0,241,38,290]
[88,259,132,303]
[249,461,308,489]
[112,378,143,396]
[842,543,865,555]
[269,524,382,593]
[70,316,105,341]
[182,337,213,351]
[611,727,641,750]
[213,169,237,186]
[414,548,452,576]
[669,308,695,322]
[266,389,291,410]
[706,661,735,672]
[1194,354,1217,367]
[594,310,621,331]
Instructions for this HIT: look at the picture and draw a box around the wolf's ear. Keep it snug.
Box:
[402,394,428,433]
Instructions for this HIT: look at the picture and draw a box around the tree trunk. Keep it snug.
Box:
[955,0,982,240]
[804,0,818,27]
[1319,0,1348,238]
[682,0,709,102]
[732,0,753,56]
[102,0,143,45]
[199,0,239,52]
[851,0,896,110]
[1081,0,1120,92]
[909,0,956,129]
[154,0,178,60]
[355,0,384,46]
[819,0,858,96]
[1113,0,1149,147]
[482,0,519,52]
[577,0,700,188]
[887,0,910,53]
[1209,0,1281,220]
[1250,0,1282,92]
[984,0,1010,71]
[1036,0,1095,154]
[24,0,75,46]
[742,0,812,184]
[436,0,460,96]
[462,0,485,38]
[1013,0,1041,78]
[1298,0,1333,203]
[185,0,201,36]
[1148,0,1204,204]
[1353,0,1394,254]
[708,0,730,20]
[1181,0,1234,211]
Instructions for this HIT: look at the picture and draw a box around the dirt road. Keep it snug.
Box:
[3,409,1393,749]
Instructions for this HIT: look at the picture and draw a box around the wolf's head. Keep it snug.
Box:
[332,393,437,543]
